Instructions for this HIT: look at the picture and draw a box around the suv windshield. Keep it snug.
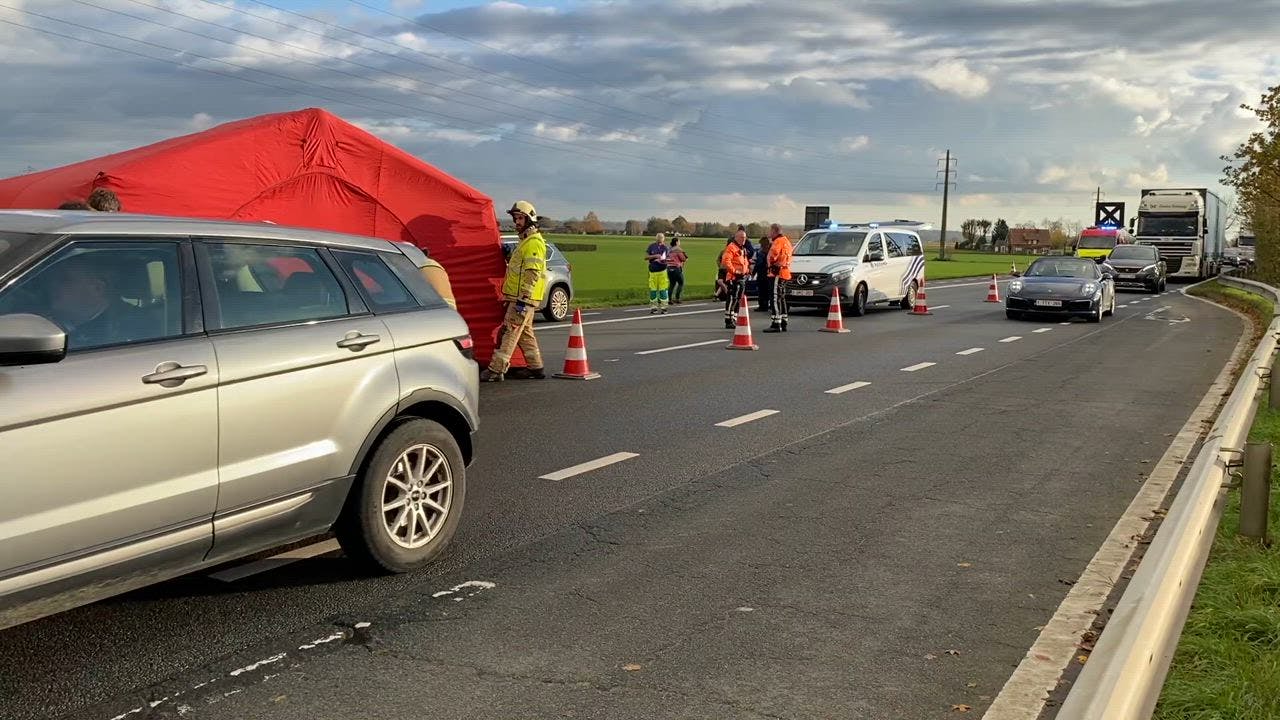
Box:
[794,231,867,256]
[1239,236,1256,247]
[0,232,43,275]
[1137,215,1198,237]
[1077,235,1116,249]
[1026,259,1097,279]
[1107,246,1157,262]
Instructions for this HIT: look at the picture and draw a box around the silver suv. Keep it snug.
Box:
[0,211,479,629]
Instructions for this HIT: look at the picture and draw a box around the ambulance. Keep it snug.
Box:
[1074,225,1133,263]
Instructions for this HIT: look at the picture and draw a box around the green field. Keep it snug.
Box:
[546,233,1043,306]
[1157,281,1280,720]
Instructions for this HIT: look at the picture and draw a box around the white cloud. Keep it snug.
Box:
[188,113,215,132]
[840,135,871,153]
[917,59,991,99]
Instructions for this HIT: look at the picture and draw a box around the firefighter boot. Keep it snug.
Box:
[479,369,505,382]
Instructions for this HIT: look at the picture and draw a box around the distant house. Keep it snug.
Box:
[1009,228,1052,254]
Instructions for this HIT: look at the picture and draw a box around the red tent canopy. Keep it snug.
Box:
[0,108,509,364]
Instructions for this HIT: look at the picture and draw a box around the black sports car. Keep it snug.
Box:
[1005,257,1116,323]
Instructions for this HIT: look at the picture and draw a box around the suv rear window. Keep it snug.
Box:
[332,250,420,312]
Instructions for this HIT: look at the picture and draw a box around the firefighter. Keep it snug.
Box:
[481,201,547,382]
[720,230,752,329]
[763,223,793,332]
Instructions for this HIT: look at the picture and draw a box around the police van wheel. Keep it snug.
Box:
[847,283,868,317]
[336,419,466,574]
[900,280,918,310]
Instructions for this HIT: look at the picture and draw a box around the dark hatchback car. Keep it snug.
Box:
[1102,244,1166,293]
[1006,257,1116,323]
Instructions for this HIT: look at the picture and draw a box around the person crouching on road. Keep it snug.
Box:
[645,232,671,314]
[666,238,688,304]
[721,230,752,329]
[481,201,547,382]
[764,223,793,333]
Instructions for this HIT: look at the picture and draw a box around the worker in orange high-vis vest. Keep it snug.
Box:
[720,230,752,329]
[763,223,793,333]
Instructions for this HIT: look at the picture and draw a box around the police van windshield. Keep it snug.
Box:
[794,231,867,256]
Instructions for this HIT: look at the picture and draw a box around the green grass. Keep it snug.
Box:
[1157,282,1280,720]
[547,233,1042,307]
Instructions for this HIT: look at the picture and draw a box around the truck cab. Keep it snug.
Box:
[1129,188,1225,280]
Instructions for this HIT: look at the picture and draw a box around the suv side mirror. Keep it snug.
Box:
[0,314,67,367]
[865,250,884,263]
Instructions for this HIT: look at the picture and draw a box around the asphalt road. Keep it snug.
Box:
[0,280,1240,720]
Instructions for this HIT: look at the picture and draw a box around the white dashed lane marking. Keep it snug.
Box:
[1033,328,1052,334]
[999,336,1022,343]
[540,452,639,481]
[956,348,984,356]
[715,409,780,428]
[900,362,936,372]
[635,339,724,355]
[825,381,872,395]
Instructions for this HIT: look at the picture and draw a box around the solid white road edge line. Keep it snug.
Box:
[635,339,724,355]
[209,539,342,582]
[715,409,780,428]
[825,381,872,395]
[539,452,640,481]
[956,347,984,356]
[900,362,936,372]
[980,297,1249,720]
[540,308,722,330]
[999,336,1022,343]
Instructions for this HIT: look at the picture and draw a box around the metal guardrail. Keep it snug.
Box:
[1056,274,1280,719]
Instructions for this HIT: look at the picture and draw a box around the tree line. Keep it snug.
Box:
[958,217,1086,253]
[1223,84,1279,283]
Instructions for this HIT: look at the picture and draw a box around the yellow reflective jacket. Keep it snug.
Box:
[502,231,547,303]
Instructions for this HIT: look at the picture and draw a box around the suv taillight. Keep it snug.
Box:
[453,335,474,358]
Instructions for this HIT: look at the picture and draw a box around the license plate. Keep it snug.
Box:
[1034,299,1063,307]
[790,289,814,296]
[1118,273,1136,280]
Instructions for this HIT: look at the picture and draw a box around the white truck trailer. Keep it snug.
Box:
[1130,188,1227,280]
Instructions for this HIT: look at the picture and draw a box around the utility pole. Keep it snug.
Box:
[936,150,957,261]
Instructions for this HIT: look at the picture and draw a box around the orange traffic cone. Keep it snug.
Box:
[554,309,601,380]
[726,298,759,350]
[984,274,1001,303]
[820,287,850,333]
[910,273,932,316]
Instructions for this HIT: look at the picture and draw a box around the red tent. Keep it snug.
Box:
[0,108,510,365]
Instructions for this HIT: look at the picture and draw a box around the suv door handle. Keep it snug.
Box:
[142,362,208,387]
[337,332,381,351]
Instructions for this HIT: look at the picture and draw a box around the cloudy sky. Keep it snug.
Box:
[2,0,1276,227]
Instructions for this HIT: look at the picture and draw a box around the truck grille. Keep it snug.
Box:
[1165,257,1182,273]
[1147,242,1193,258]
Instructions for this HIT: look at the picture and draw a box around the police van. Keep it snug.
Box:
[787,219,929,316]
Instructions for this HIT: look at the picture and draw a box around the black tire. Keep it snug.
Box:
[1006,309,1022,320]
[847,283,868,317]
[542,285,570,322]
[336,418,466,574]
[1104,292,1115,317]
[900,280,918,310]
[1087,302,1102,323]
